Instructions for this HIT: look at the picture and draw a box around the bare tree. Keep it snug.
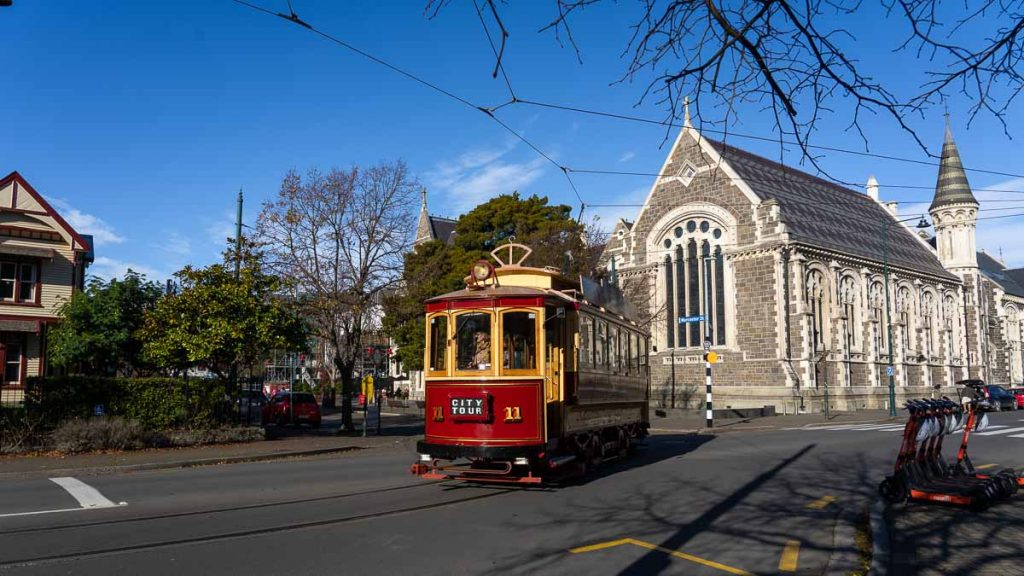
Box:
[257,161,417,431]
[431,0,1024,162]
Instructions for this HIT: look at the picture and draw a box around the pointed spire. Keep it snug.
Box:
[420,187,428,212]
[683,96,692,128]
[930,118,978,211]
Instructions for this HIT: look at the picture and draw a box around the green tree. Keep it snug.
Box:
[383,192,605,371]
[48,271,163,376]
[140,240,307,379]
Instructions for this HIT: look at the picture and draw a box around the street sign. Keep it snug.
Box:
[703,339,712,352]
[678,315,705,324]
[887,366,895,377]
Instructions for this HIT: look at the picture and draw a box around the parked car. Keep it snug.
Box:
[237,389,269,424]
[1009,387,1024,410]
[263,392,322,428]
[985,385,1017,412]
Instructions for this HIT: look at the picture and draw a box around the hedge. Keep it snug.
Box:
[25,376,233,430]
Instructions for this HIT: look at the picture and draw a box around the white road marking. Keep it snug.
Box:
[0,478,126,519]
[49,477,122,509]
[974,426,1024,437]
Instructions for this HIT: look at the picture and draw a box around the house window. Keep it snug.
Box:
[0,261,37,303]
[4,341,21,383]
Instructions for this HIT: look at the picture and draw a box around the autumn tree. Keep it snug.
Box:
[257,161,417,432]
[139,240,307,380]
[48,271,163,376]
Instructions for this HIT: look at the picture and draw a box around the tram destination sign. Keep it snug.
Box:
[678,315,705,324]
[449,395,490,421]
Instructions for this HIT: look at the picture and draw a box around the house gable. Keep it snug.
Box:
[0,172,90,252]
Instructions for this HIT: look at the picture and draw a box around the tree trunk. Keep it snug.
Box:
[337,357,355,432]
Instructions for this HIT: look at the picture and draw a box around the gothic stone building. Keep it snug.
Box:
[601,123,1024,412]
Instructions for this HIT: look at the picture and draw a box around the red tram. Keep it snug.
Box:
[411,243,650,484]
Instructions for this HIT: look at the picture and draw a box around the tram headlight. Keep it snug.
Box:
[471,260,493,282]
[419,453,432,462]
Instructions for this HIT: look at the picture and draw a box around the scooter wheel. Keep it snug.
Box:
[879,477,908,504]
[970,486,991,512]
[997,470,1020,496]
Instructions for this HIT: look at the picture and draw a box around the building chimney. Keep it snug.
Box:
[866,175,879,201]
[885,201,898,216]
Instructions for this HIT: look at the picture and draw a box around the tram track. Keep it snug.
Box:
[0,483,514,570]
[0,478,445,537]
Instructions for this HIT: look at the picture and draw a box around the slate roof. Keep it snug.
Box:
[931,125,979,211]
[707,138,956,280]
[429,216,457,244]
[1006,268,1024,291]
[978,251,1024,298]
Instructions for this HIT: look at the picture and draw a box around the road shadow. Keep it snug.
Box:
[481,438,893,576]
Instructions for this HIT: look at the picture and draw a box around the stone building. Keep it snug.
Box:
[414,188,457,247]
[601,120,1024,412]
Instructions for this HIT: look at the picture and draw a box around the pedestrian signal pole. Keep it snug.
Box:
[703,257,714,429]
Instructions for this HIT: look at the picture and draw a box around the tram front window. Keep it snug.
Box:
[428,315,447,372]
[456,312,492,371]
[503,311,536,370]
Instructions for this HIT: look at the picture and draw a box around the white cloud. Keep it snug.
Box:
[163,232,192,257]
[427,141,547,214]
[619,151,636,163]
[47,197,124,246]
[88,256,163,282]
[206,211,238,248]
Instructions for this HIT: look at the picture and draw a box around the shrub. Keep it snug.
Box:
[25,376,233,430]
[51,417,151,454]
[0,407,48,454]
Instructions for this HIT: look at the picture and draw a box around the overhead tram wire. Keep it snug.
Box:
[228,0,1020,225]
[516,99,1024,181]
[228,0,585,210]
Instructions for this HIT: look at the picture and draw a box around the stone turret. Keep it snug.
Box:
[415,187,432,246]
[929,120,979,271]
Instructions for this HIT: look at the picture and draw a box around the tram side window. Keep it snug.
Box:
[579,314,593,368]
[503,311,536,370]
[595,320,606,368]
[456,312,492,371]
[429,315,447,372]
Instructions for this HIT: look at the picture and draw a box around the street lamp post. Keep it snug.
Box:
[882,214,931,417]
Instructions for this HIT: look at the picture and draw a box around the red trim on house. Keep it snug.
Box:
[19,333,26,387]
[0,172,90,251]
[11,180,17,209]
[38,323,46,377]
[34,263,41,306]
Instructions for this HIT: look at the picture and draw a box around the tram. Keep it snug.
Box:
[410,243,650,484]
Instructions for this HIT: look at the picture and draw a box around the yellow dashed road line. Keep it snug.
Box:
[778,540,800,572]
[806,495,836,510]
[569,537,756,575]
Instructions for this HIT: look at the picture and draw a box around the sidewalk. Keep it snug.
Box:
[0,409,895,480]
[0,415,424,480]
[648,407,897,433]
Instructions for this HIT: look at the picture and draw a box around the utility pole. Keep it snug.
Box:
[235,189,244,280]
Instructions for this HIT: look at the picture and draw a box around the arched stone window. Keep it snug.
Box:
[1007,306,1022,383]
[806,269,827,355]
[838,275,858,359]
[896,286,913,357]
[658,217,729,348]
[921,291,937,361]
[870,281,886,360]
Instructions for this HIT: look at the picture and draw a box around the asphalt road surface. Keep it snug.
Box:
[3,412,1024,576]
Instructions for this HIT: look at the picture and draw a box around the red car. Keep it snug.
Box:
[263,392,321,428]
[1010,388,1024,410]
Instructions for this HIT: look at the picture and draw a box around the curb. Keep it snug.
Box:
[824,505,859,575]
[869,497,890,576]
[0,446,364,480]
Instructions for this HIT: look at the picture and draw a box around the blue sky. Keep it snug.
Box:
[3,1,1023,280]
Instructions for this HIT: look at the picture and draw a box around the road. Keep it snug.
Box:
[3,412,1024,575]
